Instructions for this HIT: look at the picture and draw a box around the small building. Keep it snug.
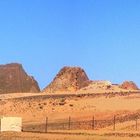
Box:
[0,116,22,132]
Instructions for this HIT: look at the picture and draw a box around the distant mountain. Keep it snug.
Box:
[43,66,91,93]
[0,63,40,94]
[119,81,139,90]
[43,66,140,94]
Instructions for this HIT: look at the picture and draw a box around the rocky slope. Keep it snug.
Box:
[120,81,139,90]
[0,63,40,94]
[43,66,91,93]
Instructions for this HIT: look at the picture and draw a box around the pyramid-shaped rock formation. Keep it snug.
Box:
[120,81,139,90]
[0,63,40,94]
[43,66,91,93]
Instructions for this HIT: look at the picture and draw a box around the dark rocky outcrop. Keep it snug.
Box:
[120,81,139,90]
[43,66,91,93]
[0,63,40,94]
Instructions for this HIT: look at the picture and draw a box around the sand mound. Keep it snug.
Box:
[43,66,91,93]
[120,81,139,90]
[0,63,40,94]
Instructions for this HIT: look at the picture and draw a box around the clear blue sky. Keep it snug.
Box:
[0,0,140,89]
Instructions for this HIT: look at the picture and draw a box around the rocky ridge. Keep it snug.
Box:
[0,63,40,94]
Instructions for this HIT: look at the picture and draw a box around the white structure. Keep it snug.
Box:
[93,80,112,86]
[0,117,22,132]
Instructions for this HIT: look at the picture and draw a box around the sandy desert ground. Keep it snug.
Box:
[2,131,140,140]
[1,91,140,139]
[1,92,140,125]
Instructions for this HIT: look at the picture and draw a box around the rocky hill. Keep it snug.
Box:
[119,81,139,90]
[43,66,91,93]
[0,63,40,94]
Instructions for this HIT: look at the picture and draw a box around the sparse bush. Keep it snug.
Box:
[43,102,47,105]
[39,106,43,109]
[69,104,73,107]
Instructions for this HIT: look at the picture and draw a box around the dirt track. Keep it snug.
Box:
[1,131,140,140]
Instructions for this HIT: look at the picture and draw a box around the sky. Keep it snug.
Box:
[0,0,140,89]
